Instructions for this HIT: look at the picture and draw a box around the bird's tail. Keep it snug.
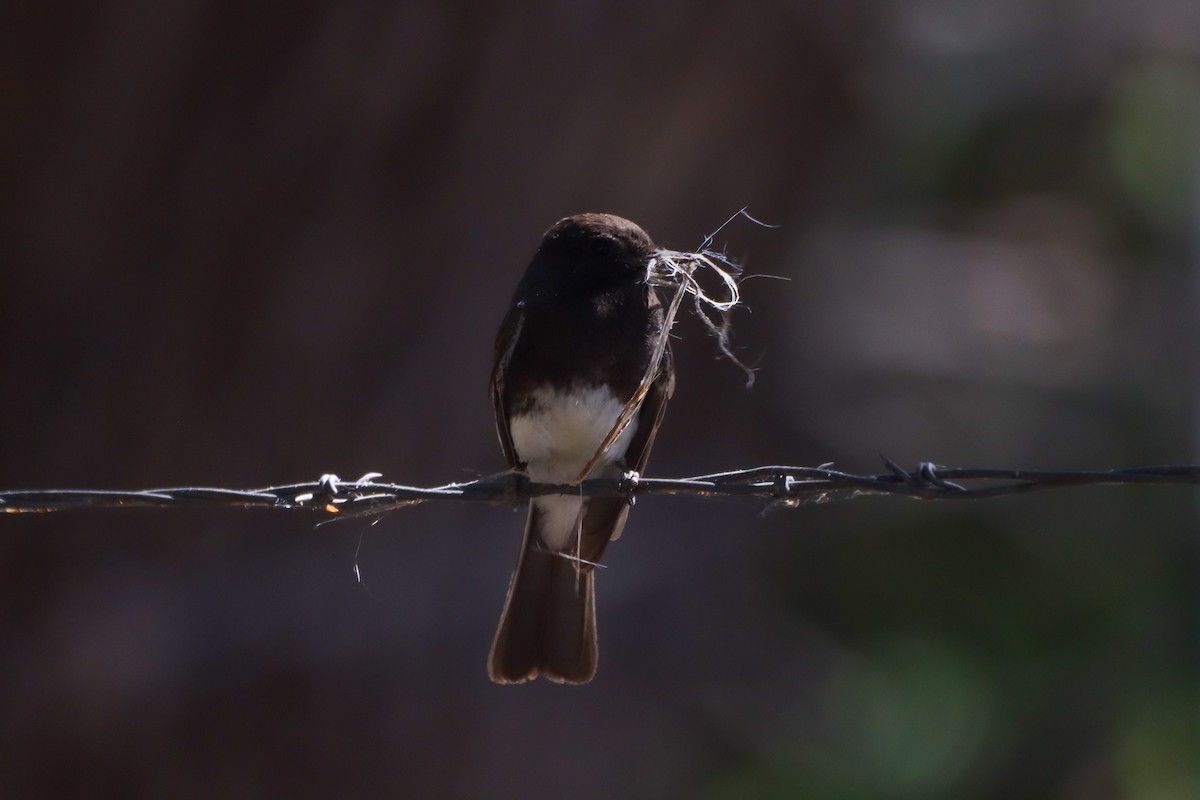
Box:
[488,506,598,684]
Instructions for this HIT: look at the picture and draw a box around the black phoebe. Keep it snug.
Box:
[487,213,675,684]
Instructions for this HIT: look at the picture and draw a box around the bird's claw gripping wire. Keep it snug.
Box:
[507,471,530,509]
[620,470,641,507]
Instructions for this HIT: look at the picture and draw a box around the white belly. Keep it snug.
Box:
[509,385,638,550]
[509,384,638,481]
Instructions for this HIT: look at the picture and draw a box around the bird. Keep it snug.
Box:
[487,213,675,684]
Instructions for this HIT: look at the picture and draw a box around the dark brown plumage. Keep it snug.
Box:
[488,214,675,684]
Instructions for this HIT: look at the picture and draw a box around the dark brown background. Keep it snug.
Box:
[2,1,1197,797]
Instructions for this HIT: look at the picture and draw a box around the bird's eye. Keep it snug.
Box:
[590,237,615,257]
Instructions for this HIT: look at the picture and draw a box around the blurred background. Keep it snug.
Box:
[2,1,1198,797]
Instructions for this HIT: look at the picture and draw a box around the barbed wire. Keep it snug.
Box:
[2,460,1197,518]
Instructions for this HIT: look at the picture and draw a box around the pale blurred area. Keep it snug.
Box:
[1,1,1197,798]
